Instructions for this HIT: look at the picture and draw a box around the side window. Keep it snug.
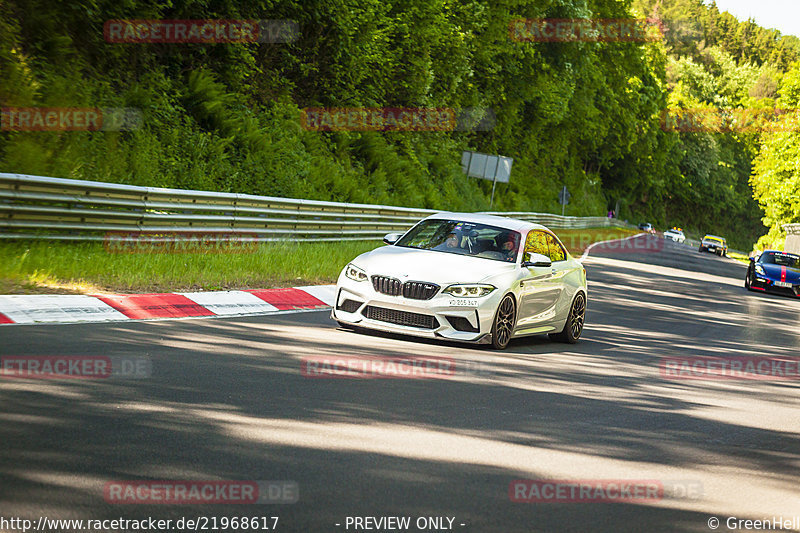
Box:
[524,230,550,258]
[545,233,567,262]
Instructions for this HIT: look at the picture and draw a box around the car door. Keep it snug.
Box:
[544,232,575,323]
[516,230,561,329]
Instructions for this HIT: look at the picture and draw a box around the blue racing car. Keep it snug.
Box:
[745,250,800,297]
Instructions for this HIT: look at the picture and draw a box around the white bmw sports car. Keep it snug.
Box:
[332,213,588,349]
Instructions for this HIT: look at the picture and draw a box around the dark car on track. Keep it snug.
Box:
[745,250,800,297]
[699,234,728,256]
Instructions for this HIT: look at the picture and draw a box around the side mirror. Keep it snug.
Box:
[522,252,552,268]
[749,256,755,262]
[383,233,403,245]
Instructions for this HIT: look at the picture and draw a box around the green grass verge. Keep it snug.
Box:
[0,227,641,294]
[0,240,382,294]
[726,250,751,265]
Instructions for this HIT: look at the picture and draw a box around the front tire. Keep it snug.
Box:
[549,292,586,344]
[491,294,516,350]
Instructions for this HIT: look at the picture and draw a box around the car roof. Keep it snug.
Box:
[703,234,725,240]
[424,212,549,232]
[761,249,799,256]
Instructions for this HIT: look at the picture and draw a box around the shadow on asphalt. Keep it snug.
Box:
[1,236,799,532]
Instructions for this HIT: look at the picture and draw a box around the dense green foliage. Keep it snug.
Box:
[1,0,798,249]
[750,63,800,249]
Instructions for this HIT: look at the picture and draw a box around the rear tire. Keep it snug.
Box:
[491,294,516,350]
[549,292,586,344]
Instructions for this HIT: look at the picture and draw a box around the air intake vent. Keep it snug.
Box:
[445,315,480,333]
[336,299,363,313]
[363,306,439,329]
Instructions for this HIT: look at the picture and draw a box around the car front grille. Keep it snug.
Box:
[371,275,402,296]
[402,281,439,300]
[372,275,439,300]
[363,306,439,329]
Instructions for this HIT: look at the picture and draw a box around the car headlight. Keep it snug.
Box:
[344,264,368,282]
[442,284,496,298]
[755,265,765,276]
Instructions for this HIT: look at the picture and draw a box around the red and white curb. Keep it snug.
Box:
[0,286,336,325]
[0,235,651,326]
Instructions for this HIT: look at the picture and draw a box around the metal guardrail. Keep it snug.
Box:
[0,173,632,242]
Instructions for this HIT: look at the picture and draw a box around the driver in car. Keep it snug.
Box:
[499,233,519,262]
[444,231,460,249]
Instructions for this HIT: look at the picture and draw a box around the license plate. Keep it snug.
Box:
[449,299,477,307]
[775,281,793,288]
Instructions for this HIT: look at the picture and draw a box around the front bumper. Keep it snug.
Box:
[700,245,724,254]
[750,276,800,297]
[331,276,504,344]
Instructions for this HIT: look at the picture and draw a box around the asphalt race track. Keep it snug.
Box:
[2,235,799,532]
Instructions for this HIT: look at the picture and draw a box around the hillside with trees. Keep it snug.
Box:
[1,0,799,249]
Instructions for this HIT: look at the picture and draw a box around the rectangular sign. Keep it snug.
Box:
[461,151,512,183]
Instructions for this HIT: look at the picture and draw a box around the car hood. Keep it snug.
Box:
[759,262,800,282]
[350,245,517,285]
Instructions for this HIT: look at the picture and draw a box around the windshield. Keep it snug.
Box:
[761,252,800,268]
[703,236,724,245]
[396,219,521,263]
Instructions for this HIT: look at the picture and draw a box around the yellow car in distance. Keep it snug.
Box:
[699,234,728,256]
